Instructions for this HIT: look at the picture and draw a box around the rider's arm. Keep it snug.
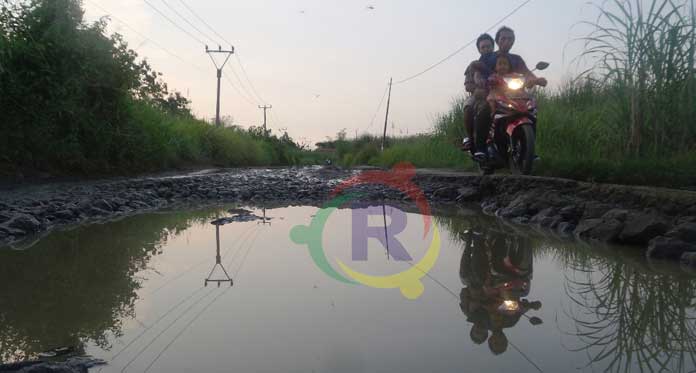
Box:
[516,55,547,87]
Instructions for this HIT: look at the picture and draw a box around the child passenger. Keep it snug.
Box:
[486,54,513,116]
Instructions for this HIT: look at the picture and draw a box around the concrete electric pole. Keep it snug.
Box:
[205,45,234,127]
[258,104,272,135]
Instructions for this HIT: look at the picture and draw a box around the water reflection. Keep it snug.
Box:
[1,204,695,372]
[560,247,696,372]
[204,223,234,287]
[456,218,543,355]
[0,209,220,363]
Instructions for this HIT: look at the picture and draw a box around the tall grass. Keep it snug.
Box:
[333,0,696,187]
[578,0,696,156]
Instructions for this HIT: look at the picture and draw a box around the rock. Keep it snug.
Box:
[582,202,614,219]
[575,218,624,242]
[602,209,629,222]
[618,213,668,244]
[498,194,535,219]
[456,187,479,202]
[646,236,696,260]
[677,216,696,225]
[530,207,557,224]
[53,210,76,220]
[87,207,109,217]
[511,216,530,225]
[666,223,696,243]
[559,205,581,221]
[681,252,696,268]
[557,222,576,235]
[7,213,42,234]
[481,201,498,215]
[92,199,113,212]
[433,186,459,200]
[128,201,150,209]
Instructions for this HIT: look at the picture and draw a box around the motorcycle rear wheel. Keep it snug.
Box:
[510,125,535,175]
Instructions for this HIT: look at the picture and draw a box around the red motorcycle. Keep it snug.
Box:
[474,61,549,175]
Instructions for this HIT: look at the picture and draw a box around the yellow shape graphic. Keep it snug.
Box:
[336,226,441,300]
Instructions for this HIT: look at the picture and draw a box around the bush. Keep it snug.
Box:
[0,0,304,176]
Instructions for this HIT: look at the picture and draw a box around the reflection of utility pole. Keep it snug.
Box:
[258,206,272,226]
[381,77,393,152]
[258,105,272,135]
[382,202,389,260]
[205,224,233,287]
[206,45,235,127]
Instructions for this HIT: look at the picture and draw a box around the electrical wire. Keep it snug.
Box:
[177,0,234,46]
[400,236,544,373]
[86,0,207,75]
[224,74,260,106]
[101,222,259,370]
[366,82,390,131]
[142,221,264,372]
[106,287,206,364]
[393,0,533,85]
[143,287,231,372]
[235,54,267,104]
[143,0,206,46]
[159,0,220,46]
[173,0,283,128]
[119,288,217,372]
[147,223,259,296]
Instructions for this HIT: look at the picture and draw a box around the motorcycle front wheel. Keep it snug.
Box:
[510,124,535,175]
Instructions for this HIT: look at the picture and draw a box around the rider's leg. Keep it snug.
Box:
[474,99,492,156]
[462,102,474,150]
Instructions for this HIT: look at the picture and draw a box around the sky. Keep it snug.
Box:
[82,0,599,147]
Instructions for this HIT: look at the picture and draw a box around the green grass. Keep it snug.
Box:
[329,0,696,188]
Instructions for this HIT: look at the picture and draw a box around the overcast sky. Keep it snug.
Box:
[82,0,598,146]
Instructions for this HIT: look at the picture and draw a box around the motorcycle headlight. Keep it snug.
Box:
[498,300,520,312]
[506,78,525,90]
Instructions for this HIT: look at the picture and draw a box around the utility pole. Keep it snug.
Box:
[206,45,234,127]
[258,105,272,135]
[381,78,393,152]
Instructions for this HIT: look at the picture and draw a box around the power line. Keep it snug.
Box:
[143,287,231,372]
[178,0,233,46]
[235,54,267,104]
[367,81,390,132]
[143,0,206,46]
[228,63,263,105]
[159,0,221,46]
[223,74,259,106]
[85,0,207,73]
[394,0,533,85]
[401,252,544,372]
[143,226,264,372]
[119,288,216,372]
[171,0,283,126]
[172,1,271,107]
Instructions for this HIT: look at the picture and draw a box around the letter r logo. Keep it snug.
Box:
[351,206,412,261]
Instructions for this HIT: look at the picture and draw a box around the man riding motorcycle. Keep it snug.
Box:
[462,33,495,152]
[467,26,548,160]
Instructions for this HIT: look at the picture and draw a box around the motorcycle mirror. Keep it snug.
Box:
[529,316,543,325]
[535,62,550,71]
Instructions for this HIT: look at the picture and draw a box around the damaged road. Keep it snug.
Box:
[1,166,695,266]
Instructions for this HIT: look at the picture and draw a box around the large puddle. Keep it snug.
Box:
[1,203,695,372]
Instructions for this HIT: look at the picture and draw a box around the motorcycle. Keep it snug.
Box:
[473,61,550,175]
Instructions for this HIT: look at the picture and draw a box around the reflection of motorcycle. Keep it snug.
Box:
[458,223,542,355]
[473,62,550,175]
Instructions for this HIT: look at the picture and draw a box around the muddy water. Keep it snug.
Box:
[1,204,695,373]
